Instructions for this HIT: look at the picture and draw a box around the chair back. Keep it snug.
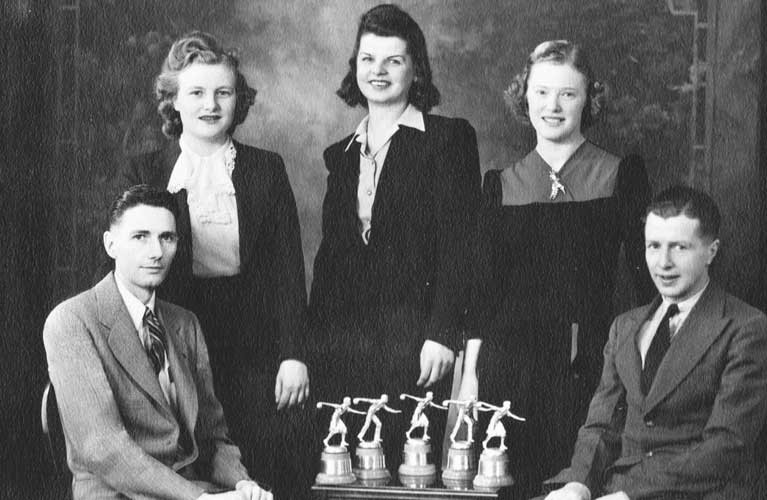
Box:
[41,381,67,475]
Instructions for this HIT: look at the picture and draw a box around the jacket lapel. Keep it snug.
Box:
[644,284,730,412]
[338,140,365,245]
[370,126,427,241]
[232,141,267,268]
[616,299,658,403]
[97,274,174,418]
[158,303,199,439]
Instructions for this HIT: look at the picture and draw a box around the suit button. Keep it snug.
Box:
[645,420,655,427]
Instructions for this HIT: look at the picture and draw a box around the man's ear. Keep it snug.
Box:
[707,238,720,265]
[103,230,116,259]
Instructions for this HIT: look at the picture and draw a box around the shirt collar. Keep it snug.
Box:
[168,135,236,194]
[344,104,425,152]
[114,273,156,333]
[661,279,709,316]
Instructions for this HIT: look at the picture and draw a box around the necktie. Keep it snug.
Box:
[143,308,167,376]
[641,303,679,395]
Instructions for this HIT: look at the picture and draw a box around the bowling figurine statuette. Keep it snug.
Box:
[352,394,401,486]
[441,396,479,490]
[315,397,365,485]
[398,392,447,487]
[473,400,526,491]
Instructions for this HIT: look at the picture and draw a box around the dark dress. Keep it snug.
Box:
[470,141,652,497]
[309,114,482,472]
[122,140,312,499]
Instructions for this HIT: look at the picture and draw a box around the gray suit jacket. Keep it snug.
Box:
[546,284,767,499]
[43,273,250,499]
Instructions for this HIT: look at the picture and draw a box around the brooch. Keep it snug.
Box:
[549,169,566,200]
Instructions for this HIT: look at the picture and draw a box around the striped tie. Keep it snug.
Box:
[143,308,167,375]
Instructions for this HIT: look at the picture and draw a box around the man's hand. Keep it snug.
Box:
[197,491,247,499]
[595,493,629,500]
[417,340,455,387]
[545,482,592,500]
[274,359,309,410]
[236,480,273,500]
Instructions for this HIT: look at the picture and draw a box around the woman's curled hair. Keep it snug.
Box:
[155,31,256,138]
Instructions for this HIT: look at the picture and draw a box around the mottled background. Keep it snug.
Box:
[2,0,765,497]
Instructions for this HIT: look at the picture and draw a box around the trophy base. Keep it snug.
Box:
[354,443,391,486]
[473,448,514,492]
[442,443,476,490]
[398,439,437,488]
[316,445,356,485]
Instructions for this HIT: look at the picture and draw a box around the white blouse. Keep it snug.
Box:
[167,135,241,278]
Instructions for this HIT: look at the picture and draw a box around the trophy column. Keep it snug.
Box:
[473,400,526,491]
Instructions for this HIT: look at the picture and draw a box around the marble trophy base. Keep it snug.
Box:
[316,445,356,485]
[353,441,391,486]
[398,438,437,488]
[442,441,476,490]
[473,448,514,491]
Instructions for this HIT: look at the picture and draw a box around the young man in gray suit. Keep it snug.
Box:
[43,185,272,500]
[543,186,767,500]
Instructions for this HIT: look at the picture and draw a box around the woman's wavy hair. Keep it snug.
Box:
[155,31,256,138]
[336,3,440,112]
[503,40,605,129]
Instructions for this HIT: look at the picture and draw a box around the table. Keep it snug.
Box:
[311,483,503,500]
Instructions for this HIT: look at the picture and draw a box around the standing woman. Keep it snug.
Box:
[309,4,481,470]
[122,32,310,499]
[461,40,653,497]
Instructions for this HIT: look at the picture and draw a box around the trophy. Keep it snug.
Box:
[315,397,365,485]
[352,394,402,486]
[397,392,447,487]
[441,396,479,489]
[473,400,526,491]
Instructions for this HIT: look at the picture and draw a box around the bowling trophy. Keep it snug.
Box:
[473,400,526,491]
[352,394,402,486]
[315,397,365,485]
[441,396,479,489]
[397,392,447,487]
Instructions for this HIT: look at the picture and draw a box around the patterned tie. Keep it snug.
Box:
[641,303,680,395]
[143,308,167,376]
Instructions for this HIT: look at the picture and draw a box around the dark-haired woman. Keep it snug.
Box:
[309,4,481,471]
[121,32,311,499]
[461,40,654,497]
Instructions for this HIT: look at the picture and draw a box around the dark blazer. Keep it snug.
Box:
[546,283,767,499]
[43,273,250,500]
[122,140,307,364]
[309,113,482,352]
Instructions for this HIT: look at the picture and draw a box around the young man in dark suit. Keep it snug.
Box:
[43,185,271,500]
[543,186,767,500]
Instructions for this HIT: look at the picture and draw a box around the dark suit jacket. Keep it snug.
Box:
[308,113,482,354]
[43,273,250,500]
[122,140,307,364]
[546,284,767,499]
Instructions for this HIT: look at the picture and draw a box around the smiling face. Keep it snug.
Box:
[104,204,178,303]
[173,62,237,147]
[355,33,415,110]
[525,61,588,145]
[644,213,719,303]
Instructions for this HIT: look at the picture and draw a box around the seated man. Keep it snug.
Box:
[543,186,767,500]
[43,185,271,500]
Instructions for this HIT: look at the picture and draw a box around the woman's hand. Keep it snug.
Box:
[274,359,309,410]
[417,340,455,387]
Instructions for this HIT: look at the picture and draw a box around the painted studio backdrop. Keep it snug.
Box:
[1,0,765,493]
